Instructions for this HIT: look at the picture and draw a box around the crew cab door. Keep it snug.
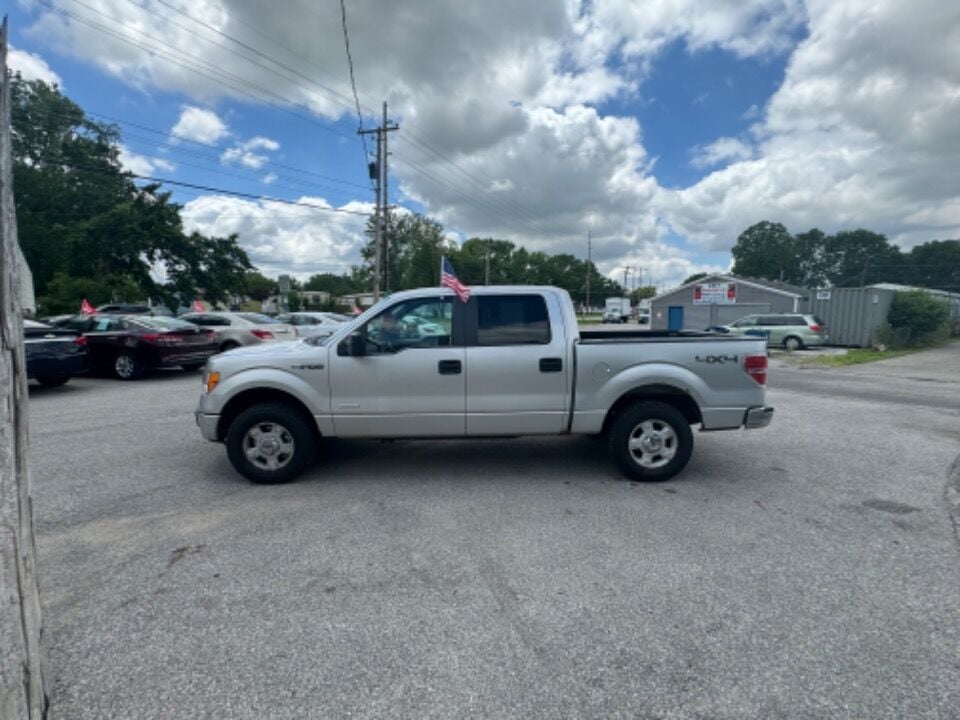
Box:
[328,295,466,437]
[465,292,569,435]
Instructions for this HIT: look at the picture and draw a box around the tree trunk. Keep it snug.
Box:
[0,17,47,720]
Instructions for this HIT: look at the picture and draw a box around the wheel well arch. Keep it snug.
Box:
[217,388,318,441]
[601,384,702,435]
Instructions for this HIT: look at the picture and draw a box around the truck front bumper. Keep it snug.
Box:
[195,411,221,441]
[744,406,774,429]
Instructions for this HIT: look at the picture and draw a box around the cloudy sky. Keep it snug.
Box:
[7,0,960,289]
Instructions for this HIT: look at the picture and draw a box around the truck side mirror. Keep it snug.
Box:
[338,329,366,356]
[348,330,366,357]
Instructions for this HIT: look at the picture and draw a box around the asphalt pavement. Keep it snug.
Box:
[27,344,960,719]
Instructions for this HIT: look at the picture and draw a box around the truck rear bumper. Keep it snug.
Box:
[744,406,774,429]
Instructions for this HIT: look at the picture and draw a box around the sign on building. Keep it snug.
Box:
[693,282,737,305]
[817,290,831,300]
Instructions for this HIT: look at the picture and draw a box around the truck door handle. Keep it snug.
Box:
[539,357,562,373]
[438,359,462,375]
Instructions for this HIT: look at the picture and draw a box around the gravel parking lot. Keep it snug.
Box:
[29,344,960,719]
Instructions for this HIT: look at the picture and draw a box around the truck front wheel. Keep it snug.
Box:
[608,401,693,481]
[226,403,317,484]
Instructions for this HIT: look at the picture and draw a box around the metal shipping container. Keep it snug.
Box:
[810,287,894,347]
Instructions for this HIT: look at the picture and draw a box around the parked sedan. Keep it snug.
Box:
[61,315,219,379]
[24,319,88,386]
[275,311,345,339]
[178,312,296,352]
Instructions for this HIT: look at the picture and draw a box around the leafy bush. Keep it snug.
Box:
[886,290,950,347]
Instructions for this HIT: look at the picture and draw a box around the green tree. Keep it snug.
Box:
[629,286,657,304]
[793,228,830,287]
[682,272,709,285]
[731,221,800,282]
[823,229,903,286]
[887,290,950,346]
[906,239,960,291]
[12,77,252,308]
[359,213,454,291]
[242,271,279,302]
[304,272,359,296]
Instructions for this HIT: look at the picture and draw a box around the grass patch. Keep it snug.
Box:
[804,348,915,367]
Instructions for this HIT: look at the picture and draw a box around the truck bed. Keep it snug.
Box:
[579,329,758,343]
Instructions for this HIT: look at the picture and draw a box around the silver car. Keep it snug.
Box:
[179,312,296,352]
[274,312,345,340]
[725,313,828,350]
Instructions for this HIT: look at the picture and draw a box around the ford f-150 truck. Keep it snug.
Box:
[196,286,773,484]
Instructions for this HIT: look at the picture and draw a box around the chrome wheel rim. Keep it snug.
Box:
[627,419,678,468]
[785,338,800,350]
[243,422,295,471]
[115,354,135,378]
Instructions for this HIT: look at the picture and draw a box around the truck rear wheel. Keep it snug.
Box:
[608,401,693,481]
[226,403,317,484]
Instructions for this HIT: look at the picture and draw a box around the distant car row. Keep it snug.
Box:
[26,310,352,385]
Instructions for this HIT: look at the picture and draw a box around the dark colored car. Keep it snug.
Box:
[24,319,89,386]
[61,315,219,379]
[95,303,152,314]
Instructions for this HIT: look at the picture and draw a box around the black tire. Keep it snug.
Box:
[113,352,142,380]
[220,340,240,352]
[181,362,205,372]
[225,403,317,484]
[608,401,693,482]
[783,335,803,351]
[36,375,70,387]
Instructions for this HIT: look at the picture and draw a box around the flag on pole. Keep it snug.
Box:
[441,257,470,303]
[192,299,205,313]
[80,298,95,315]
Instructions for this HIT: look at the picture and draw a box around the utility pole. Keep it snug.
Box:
[1,20,46,718]
[585,231,591,314]
[358,102,398,301]
[623,266,631,293]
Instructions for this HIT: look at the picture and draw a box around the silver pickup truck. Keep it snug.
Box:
[196,286,773,484]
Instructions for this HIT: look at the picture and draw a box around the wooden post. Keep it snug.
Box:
[0,17,47,720]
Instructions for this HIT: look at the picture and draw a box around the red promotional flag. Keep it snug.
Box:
[192,299,205,313]
[352,304,362,316]
[80,298,95,315]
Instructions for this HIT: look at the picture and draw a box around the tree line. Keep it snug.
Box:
[300,213,633,305]
[725,221,959,290]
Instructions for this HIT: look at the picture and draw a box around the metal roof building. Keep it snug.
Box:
[649,274,808,331]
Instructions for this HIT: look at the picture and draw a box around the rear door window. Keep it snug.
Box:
[476,295,551,345]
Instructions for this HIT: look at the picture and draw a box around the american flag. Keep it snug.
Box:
[441,257,470,303]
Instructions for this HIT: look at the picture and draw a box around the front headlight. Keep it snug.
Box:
[203,370,220,393]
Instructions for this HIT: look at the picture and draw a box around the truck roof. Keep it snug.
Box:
[384,285,570,301]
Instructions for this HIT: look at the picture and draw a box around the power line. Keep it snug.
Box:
[41,0,573,243]
[338,0,372,170]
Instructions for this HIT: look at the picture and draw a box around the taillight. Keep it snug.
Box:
[808,324,822,332]
[744,354,767,385]
[142,333,184,346]
[74,335,87,347]
[251,329,274,340]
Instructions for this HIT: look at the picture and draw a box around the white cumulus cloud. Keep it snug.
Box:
[118,145,176,176]
[170,106,229,144]
[8,46,62,86]
[221,136,281,169]
[180,194,372,279]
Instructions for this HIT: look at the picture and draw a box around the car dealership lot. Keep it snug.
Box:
[28,346,960,719]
